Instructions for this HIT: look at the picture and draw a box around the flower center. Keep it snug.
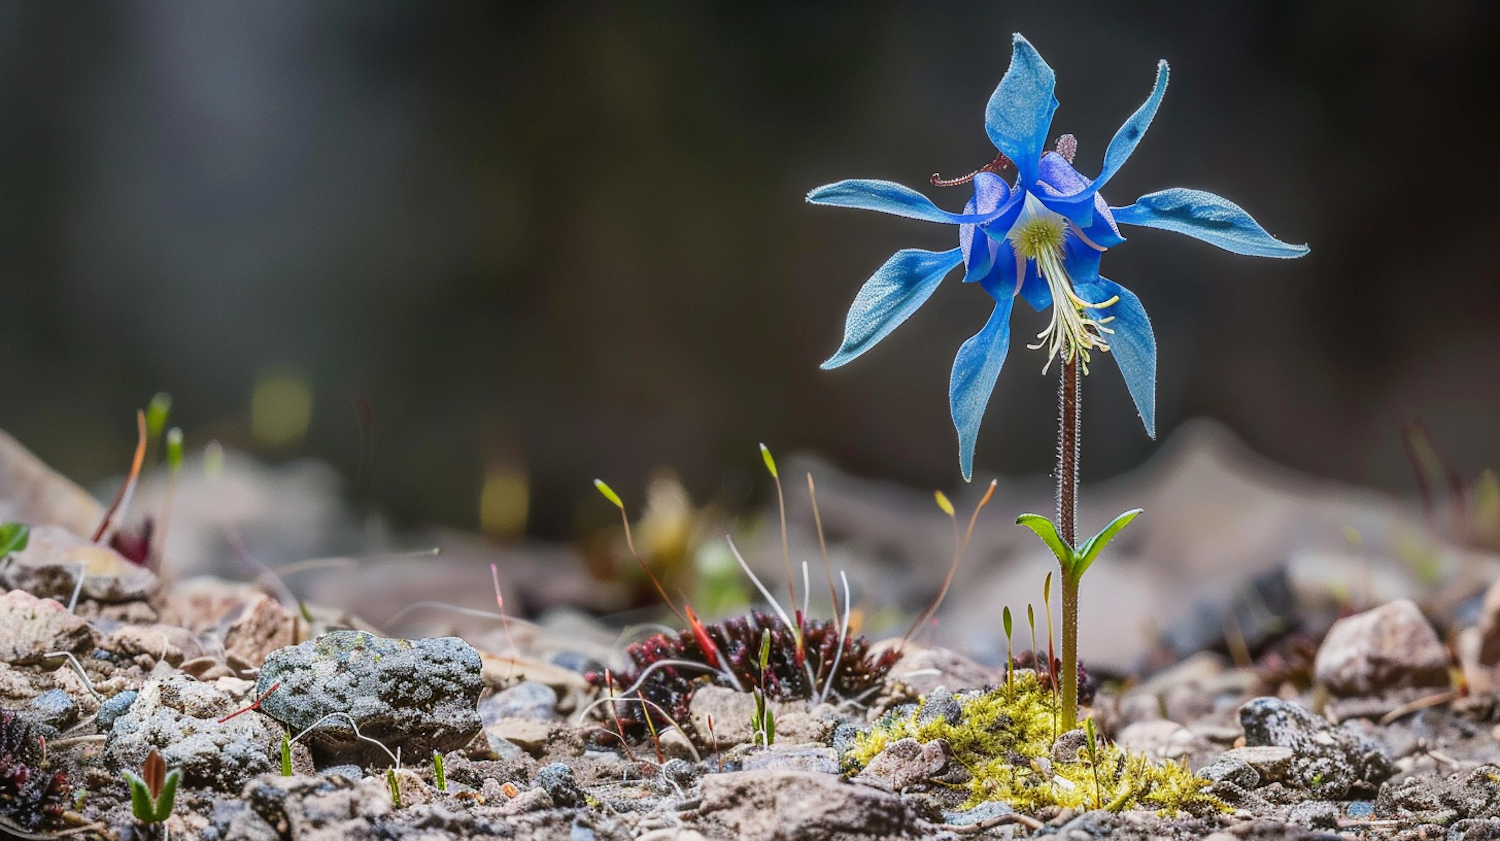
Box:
[1006,195,1118,373]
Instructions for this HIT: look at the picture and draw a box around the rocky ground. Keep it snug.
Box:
[5,427,1500,841]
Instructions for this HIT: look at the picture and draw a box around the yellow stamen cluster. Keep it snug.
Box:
[1006,196,1118,373]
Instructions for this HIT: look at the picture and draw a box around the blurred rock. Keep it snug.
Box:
[1115,719,1203,760]
[479,681,557,723]
[695,770,927,841]
[1,524,159,604]
[255,630,483,766]
[1313,599,1450,697]
[1457,578,1500,695]
[1239,696,1394,798]
[0,428,103,537]
[1220,746,1295,784]
[0,588,97,665]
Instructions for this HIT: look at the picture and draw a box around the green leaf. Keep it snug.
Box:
[0,522,29,556]
[123,771,154,823]
[281,732,293,776]
[1016,513,1076,571]
[1002,606,1012,638]
[152,769,180,822]
[1075,508,1143,578]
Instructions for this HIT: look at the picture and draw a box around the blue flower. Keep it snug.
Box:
[807,33,1307,481]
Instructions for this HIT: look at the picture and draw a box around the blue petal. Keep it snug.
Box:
[1096,61,1168,192]
[951,275,1018,481]
[985,34,1058,190]
[821,248,965,369]
[1076,276,1157,437]
[1035,61,1169,226]
[807,180,1007,225]
[960,173,1013,282]
[1112,189,1309,258]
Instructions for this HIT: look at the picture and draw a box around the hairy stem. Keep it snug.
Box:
[1057,356,1080,545]
[1060,571,1080,732]
[1057,354,1081,731]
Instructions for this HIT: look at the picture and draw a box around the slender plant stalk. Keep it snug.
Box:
[1057,357,1080,546]
[1056,355,1081,731]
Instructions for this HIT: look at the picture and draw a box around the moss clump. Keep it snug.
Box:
[847,672,1224,815]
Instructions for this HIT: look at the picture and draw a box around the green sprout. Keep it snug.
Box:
[1002,606,1014,698]
[0,522,29,556]
[1017,508,1141,732]
[433,751,447,793]
[122,749,180,825]
[387,767,402,808]
[751,627,777,747]
[280,731,292,776]
[146,392,172,444]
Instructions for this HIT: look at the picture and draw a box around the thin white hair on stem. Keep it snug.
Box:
[288,711,401,768]
[42,651,104,702]
[725,536,797,635]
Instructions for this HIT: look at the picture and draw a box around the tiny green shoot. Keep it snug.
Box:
[433,750,447,792]
[122,749,180,825]
[1084,717,1103,809]
[280,731,292,776]
[1017,508,1142,731]
[387,767,401,808]
[1002,606,1014,698]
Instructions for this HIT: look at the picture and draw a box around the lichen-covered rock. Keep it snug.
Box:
[103,675,280,790]
[254,630,483,766]
[1238,696,1394,798]
[1313,599,1450,697]
[0,589,97,665]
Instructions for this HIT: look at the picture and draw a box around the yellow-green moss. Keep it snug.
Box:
[848,672,1225,815]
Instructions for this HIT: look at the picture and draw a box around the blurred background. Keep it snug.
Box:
[3,0,1498,546]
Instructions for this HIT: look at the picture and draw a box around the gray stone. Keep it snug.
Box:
[536,761,586,808]
[1239,696,1394,798]
[26,688,78,730]
[1314,599,1451,697]
[914,686,962,727]
[480,680,558,723]
[0,588,97,665]
[1222,745,1295,783]
[486,718,553,756]
[254,630,483,766]
[695,769,927,841]
[854,736,948,790]
[103,675,280,790]
[1198,755,1260,790]
[96,689,138,731]
[1287,800,1340,830]
[741,744,839,775]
